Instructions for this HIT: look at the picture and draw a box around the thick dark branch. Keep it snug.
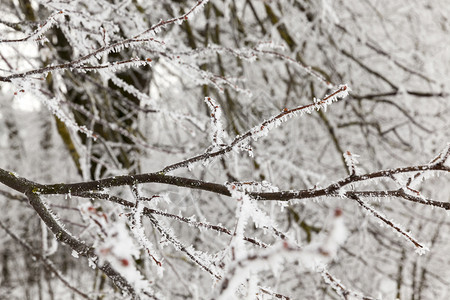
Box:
[40,173,231,195]
[0,168,39,193]
[1,163,448,205]
[253,164,449,201]
[26,191,93,256]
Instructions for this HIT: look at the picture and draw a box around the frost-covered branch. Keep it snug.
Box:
[78,192,268,248]
[148,213,221,279]
[1,1,449,297]
[321,270,377,300]
[0,53,154,82]
[161,84,350,173]
[348,194,429,254]
[24,191,140,298]
[132,0,210,39]
[205,97,226,147]
[214,208,351,299]
[0,157,448,205]
[0,0,208,83]
[0,10,65,44]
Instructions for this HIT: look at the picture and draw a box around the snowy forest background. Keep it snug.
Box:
[0,0,449,299]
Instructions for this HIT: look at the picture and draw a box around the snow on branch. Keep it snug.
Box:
[0,0,208,81]
[21,191,140,297]
[3,155,446,211]
[80,191,269,248]
[126,186,221,279]
[349,194,429,255]
[0,10,65,44]
[176,61,252,95]
[133,0,210,39]
[0,51,155,82]
[129,200,162,266]
[227,183,287,244]
[161,84,350,173]
[205,97,226,147]
[11,82,97,139]
[429,142,450,167]
[79,202,157,297]
[343,150,360,176]
[380,143,450,201]
[107,72,156,104]
[226,184,253,261]
[225,181,279,193]
[215,208,350,299]
[74,57,153,73]
[321,270,377,300]
[96,220,157,296]
[1,1,448,298]
[68,38,163,67]
[147,214,222,279]
[226,84,349,143]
